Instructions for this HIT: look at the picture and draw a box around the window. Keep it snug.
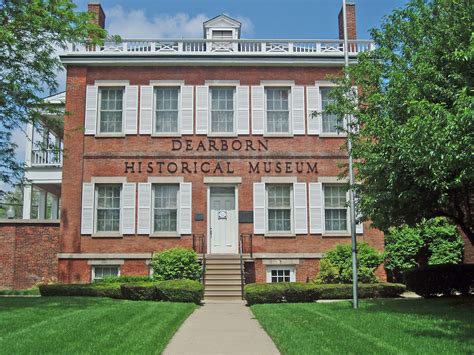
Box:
[155,87,179,134]
[99,87,124,133]
[266,266,296,283]
[212,30,233,39]
[324,185,348,232]
[96,184,121,232]
[266,88,290,133]
[267,184,292,233]
[92,266,120,281]
[321,88,340,133]
[153,184,179,233]
[210,88,234,133]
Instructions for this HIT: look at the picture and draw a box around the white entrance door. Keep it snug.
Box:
[209,186,237,254]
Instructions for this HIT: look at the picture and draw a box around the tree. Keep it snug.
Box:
[325,0,474,242]
[385,217,464,282]
[0,0,106,192]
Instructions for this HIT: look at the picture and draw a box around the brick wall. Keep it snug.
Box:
[0,221,59,289]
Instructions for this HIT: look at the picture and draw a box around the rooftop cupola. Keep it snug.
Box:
[203,14,241,39]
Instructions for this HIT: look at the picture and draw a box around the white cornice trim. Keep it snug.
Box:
[203,176,242,184]
[148,176,184,183]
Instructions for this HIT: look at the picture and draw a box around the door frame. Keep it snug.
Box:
[206,184,239,254]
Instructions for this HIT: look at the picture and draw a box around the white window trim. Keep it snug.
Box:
[149,80,185,86]
[208,86,237,137]
[152,85,181,137]
[93,183,122,237]
[322,184,350,235]
[91,265,121,282]
[266,265,296,283]
[264,87,293,136]
[150,183,181,237]
[95,80,130,86]
[265,184,294,235]
[96,86,126,136]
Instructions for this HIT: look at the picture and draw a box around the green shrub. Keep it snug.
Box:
[316,243,384,284]
[120,283,158,301]
[244,283,321,305]
[151,248,202,281]
[39,283,122,298]
[315,283,406,299]
[156,279,203,304]
[0,288,40,295]
[385,218,464,282]
[403,264,474,297]
[94,276,152,284]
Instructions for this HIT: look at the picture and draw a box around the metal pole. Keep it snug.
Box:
[342,0,359,309]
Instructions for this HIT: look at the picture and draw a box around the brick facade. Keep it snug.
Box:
[0,221,59,289]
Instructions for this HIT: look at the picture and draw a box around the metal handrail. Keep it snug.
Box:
[192,233,206,285]
[239,234,245,300]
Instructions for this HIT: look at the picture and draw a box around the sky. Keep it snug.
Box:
[8,0,409,190]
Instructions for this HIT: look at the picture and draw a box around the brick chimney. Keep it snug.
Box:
[338,2,356,40]
[88,2,106,29]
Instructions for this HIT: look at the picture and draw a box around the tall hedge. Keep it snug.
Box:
[150,248,202,281]
[385,218,464,282]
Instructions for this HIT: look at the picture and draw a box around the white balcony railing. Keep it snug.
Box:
[67,39,374,56]
[31,149,63,167]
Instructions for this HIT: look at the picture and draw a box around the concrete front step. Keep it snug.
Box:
[206,263,241,270]
[205,280,242,286]
[205,273,242,280]
[205,290,242,297]
[206,258,241,264]
[204,295,243,301]
[205,285,242,292]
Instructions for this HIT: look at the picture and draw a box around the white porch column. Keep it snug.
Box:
[25,123,34,166]
[51,195,59,220]
[37,188,47,220]
[22,184,32,219]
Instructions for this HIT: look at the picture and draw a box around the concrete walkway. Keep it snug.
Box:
[164,300,280,355]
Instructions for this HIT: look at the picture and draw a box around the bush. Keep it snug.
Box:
[120,283,158,301]
[385,218,464,282]
[94,276,152,284]
[403,264,474,297]
[151,248,202,281]
[316,243,384,284]
[39,283,122,298]
[244,283,321,305]
[315,283,406,299]
[157,279,203,304]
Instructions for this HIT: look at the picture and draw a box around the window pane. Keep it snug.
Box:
[211,88,234,133]
[154,184,179,232]
[324,185,348,231]
[99,88,124,133]
[94,266,119,281]
[270,269,292,283]
[96,185,121,232]
[155,88,179,133]
[321,88,340,133]
[266,88,289,133]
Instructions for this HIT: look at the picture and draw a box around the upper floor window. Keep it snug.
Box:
[96,184,121,232]
[155,87,179,134]
[321,88,340,133]
[212,30,233,39]
[153,184,179,233]
[266,88,290,133]
[267,184,292,233]
[210,87,234,134]
[324,185,348,232]
[99,87,124,133]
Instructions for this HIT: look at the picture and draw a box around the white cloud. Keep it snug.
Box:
[106,6,254,38]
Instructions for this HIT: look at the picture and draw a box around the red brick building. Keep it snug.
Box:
[2,3,390,296]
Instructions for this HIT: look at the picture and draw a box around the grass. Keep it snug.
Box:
[0,297,196,354]
[0,288,40,296]
[251,297,474,355]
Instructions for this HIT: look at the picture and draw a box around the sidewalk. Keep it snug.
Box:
[164,300,280,355]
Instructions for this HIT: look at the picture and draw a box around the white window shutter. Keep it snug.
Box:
[293,183,308,234]
[251,86,264,134]
[253,182,266,234]
[179,182,192,234]
[307,86,321,135]
[85,86,98,135]
[236,86,249,134]
[292,86,305,135]
[309,182,323,234]
[81,183,95,234]
[181,86,194,135]
[137,183,152,234]
[195,86,208,134]
[121,183,136,235]
[124,85,138,134]
[139,86,153,134]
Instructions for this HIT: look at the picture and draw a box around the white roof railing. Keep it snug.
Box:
[67,38,374,56]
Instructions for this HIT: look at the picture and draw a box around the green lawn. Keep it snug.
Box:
[251,297,474,355]
[0,297,196,354]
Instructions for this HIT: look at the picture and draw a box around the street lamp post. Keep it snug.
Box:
[342,0,359,309]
